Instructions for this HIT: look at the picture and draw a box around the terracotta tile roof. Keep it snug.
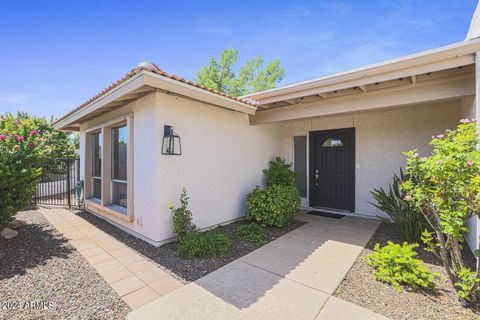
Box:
[54,62,258,125]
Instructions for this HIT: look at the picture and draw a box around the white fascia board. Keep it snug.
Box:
[53,73,146,130]
[245,38,480,102]
[143,71,257,114]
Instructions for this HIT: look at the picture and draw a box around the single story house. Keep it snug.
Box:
[54,9,480,252]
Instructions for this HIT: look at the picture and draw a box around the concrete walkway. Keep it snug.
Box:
[128,212,389,320]
[39,207,184,310]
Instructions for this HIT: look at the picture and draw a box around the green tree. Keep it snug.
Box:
[196,48,285,96]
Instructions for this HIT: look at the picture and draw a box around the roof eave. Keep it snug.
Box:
[54,71,257,130]
[244,38,480,102]
[143,71,258,115]
[53,72,146,130]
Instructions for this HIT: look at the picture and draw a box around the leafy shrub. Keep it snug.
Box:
[0,112,78,225]
[369,169,427,243]
[170,188,196,241]
[237,223,268,244]
[263,157,296,187]
[0,114,45,225]
[455,268,480,301]
[246,184,300,227]
[401,121,480,303]
[365,241,440,292]
[177,229,231,259]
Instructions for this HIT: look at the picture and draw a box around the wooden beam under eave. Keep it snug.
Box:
[63,126,80,131]
[358,85,367,92]
[250,74,474,124]
[317,93,328,99]
[254,55,474,105]
[411,75,417,83]
[131,86,154,94]
[116,93,139,101]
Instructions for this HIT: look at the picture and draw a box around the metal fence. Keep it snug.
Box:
[33,158,80,208]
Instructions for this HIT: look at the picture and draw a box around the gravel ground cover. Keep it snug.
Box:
[0,209,130,320]
[335,222,479,320]
[76,210,305,282]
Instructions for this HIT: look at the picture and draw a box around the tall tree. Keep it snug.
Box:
[196,48,285,97]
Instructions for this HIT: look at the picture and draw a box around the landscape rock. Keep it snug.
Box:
[7,219,27,230]
[1,227,18,239]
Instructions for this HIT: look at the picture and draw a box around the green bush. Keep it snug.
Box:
[237,223,268,244]
[0,114,45,225]
[170,188,196,241]
[246,184,300,227]
[369,169,427,243]
[401,121,480,303]
[455,268,480,301]
[365,241,440,292]
[177,229,231,259]
[263,157,296,187]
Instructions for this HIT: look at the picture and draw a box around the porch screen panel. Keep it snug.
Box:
[111,125,128,209]
[294,136,307,197]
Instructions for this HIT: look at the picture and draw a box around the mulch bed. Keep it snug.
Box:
[0,209,130,320]
[76,210,305,282]
[334,222,479,320]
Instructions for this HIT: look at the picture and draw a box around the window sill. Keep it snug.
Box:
[106,204,127,216]
[85,199,133,223]
[87,197,102,205]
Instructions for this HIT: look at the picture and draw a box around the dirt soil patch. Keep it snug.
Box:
[334,222,479,320]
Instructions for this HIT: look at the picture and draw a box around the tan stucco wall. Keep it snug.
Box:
[79,91,290,244]
[79,93,159,243]
[287,100,462,217]
[153,91,290,241]
[78,94,477,250]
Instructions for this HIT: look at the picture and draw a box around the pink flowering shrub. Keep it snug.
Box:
[0,114,46,224]
[0,112,78,224]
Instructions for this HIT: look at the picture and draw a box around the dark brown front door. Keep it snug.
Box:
[309,128,355,211]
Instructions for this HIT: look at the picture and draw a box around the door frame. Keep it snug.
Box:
[308,128,355,212]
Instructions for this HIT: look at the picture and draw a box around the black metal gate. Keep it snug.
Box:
[33,158,80,208]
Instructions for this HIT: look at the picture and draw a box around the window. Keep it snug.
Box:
[91,131,102,199]
[322,137,344,147]
[111,125,128,209]
[294,136,307,197]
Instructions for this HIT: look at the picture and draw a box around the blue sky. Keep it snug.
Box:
[0,0,477,118]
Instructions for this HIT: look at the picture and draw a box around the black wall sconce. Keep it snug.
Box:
[162,125,182,155]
